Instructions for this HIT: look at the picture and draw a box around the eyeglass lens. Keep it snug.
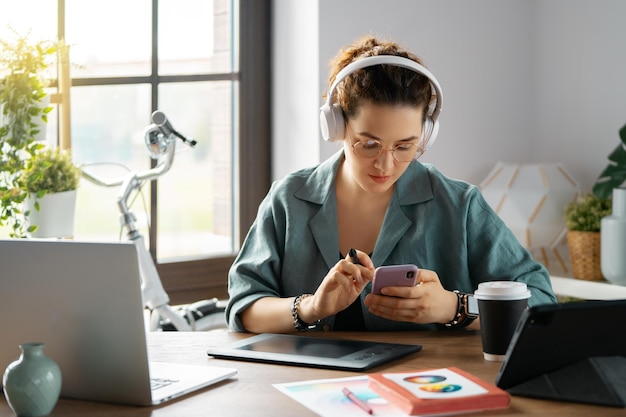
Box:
[352,140,420,162]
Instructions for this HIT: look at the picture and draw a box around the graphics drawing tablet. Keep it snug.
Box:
[206,333,422,371]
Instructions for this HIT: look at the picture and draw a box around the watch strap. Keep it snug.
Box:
[445,290,477,328]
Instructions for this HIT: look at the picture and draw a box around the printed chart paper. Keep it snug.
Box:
[274,375,406,417]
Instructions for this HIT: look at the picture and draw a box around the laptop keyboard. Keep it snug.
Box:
[151,377,179,390]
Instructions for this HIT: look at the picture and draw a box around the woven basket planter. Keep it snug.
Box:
[566,230,604,281]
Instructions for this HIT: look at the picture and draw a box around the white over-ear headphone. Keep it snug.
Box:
[319,55,443,152]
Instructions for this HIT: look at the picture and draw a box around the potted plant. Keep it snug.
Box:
[21,147,81,238]
[593,123,626,285]
[564,193,612,280]
[0,27,56,237]
[593,123,626,199]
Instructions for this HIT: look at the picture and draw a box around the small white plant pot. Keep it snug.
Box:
[26,189,77,238]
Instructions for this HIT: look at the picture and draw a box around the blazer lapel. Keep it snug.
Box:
[295,150,344,270]
[310,199,341,270]
[371,194,412,266]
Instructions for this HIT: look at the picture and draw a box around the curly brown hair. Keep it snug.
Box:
[326,35,433,121]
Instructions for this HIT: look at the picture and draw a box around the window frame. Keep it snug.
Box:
[58,0,271,302]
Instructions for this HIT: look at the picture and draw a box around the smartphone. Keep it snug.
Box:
[371,264,419,295]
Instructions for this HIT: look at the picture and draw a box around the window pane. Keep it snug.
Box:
[72,84,152,242]
[156,80,236,260]
[158,0,234,75]
[0,1,56,42]
[65,0,151,77]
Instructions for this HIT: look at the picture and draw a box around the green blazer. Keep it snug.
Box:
[226,150,557,332]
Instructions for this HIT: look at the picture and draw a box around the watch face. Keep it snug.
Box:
[466,294,479,316]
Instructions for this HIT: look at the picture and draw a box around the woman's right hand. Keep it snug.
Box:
[297,249,375,324]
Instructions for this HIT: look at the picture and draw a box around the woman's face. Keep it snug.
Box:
[342,102,424,195]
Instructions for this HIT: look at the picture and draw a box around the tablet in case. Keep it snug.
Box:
[207,333,422,371]
[495,299,626,407]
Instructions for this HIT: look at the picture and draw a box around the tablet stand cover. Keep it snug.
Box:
[507,356,626,407]
[496,299,626,408]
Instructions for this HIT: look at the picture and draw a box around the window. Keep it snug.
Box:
[0,0,271,302]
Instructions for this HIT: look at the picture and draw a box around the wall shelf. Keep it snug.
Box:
[550,276,626,300]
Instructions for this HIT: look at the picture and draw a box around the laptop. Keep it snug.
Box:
[496,299,626,405]
[0,239,237,406]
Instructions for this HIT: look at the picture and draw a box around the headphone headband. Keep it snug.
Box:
[320,55,443,150]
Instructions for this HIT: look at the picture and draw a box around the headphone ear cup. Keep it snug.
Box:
[421,117,439,151]
[319,103,345,141]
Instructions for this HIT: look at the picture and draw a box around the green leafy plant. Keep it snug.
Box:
[21,147,80,199]
[0,27,56,237]
[564,193,612,232]
[593,123,626,199]
[20,148,80,236]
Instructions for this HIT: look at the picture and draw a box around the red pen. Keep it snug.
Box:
[342,387,374,415]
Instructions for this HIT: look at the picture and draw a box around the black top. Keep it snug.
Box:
[334,298,366,330]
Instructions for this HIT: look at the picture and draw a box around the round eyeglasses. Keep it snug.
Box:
[351,139,422,162]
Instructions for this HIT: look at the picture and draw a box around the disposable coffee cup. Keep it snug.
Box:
[474,281,531,361]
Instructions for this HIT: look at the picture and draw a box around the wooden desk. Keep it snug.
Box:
[1,330,622,416]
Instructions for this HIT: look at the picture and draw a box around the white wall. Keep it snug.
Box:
[532,1,626,192]
[272,0,626,193]
[271,1,320,175]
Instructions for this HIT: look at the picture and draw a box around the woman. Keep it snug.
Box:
[226,35,556,333]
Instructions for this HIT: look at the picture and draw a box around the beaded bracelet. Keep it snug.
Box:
[291,294,319,331]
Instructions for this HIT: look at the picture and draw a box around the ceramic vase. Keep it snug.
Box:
[2,343,62,417]
[601,188,626,285]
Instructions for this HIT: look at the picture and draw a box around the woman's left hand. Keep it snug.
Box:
[363,268,459,325]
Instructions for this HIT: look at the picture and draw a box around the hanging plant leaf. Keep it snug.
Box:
[593,123,626,199]
[0,27,57,237]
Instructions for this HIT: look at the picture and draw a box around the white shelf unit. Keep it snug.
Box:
[550,276,626,300]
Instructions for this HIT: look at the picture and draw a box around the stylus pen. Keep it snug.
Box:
[349,247,362,265]
[342,387,374,415]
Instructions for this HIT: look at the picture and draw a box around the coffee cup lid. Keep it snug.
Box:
[474,281,531,301]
